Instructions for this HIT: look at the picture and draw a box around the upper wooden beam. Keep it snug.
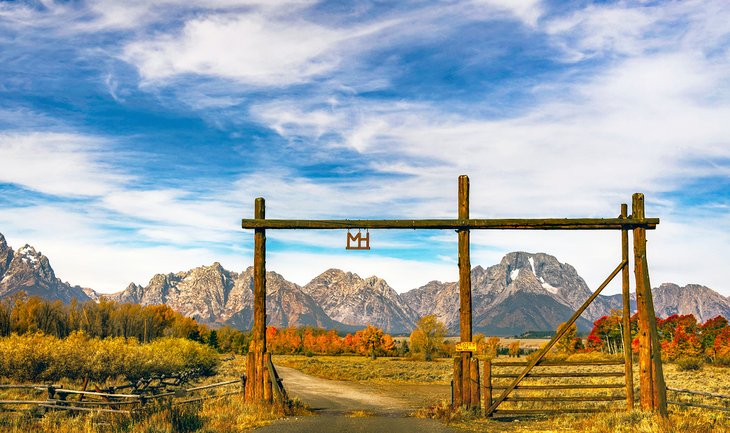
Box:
[241,217,659,230]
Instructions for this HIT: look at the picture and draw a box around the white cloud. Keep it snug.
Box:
[545,4,661,61]
[544,1,730,62]
[649,217,730,293]
[251,103,345,138]
[101,189,238,233]
[0,132,128,197]
[123,13,355,86]
[0,0,317,33]
[472,0,543,28]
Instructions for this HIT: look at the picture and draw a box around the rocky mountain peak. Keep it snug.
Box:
[10,244,56,282]
[113,282,146,304]
[0,233,91,303]
[498,251,592,304]
[301,269,417,333]
[363,276,391,295]
[652,283,730,322]
[404,251,601,335]
[321,268,363,286]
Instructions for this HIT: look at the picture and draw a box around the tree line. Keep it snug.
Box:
[584,312,730,365]
[0,294,250,354]
[265,324,399,358]
[12,295,727,367]
[0,333,219,383]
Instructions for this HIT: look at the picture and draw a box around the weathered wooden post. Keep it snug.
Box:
[251,197,268,402]
[620,204,635,410]
[632,194,667,416]
[458,175,472,409]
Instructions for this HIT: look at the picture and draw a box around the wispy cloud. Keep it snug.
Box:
[124,14,343,86]
[0,132,128,197]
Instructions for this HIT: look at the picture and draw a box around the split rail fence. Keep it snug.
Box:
[667,387,730,413]
[0,377,246,416]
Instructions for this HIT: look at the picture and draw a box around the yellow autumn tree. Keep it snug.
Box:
[410,315,447,361]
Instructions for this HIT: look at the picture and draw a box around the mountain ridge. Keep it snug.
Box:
[0,232,727,335]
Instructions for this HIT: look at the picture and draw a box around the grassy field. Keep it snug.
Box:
[0,355,298,433]
[274,355,454,384]
[423,406,730,433]
[392,337,551,350]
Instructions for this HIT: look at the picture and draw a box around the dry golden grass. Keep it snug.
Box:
[392,337,550,350]
[417,405,730,433]
[274,355,453,384]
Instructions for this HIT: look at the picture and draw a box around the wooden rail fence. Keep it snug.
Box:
[667,387,730,413]
[0,377,246,416]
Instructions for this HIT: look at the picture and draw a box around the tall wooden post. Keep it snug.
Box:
[252,197,267,401]
[621,204,635,410]
[632,194,667,416]
[458,175,472,408]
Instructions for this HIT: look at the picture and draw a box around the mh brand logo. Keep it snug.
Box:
[346,230,370,250]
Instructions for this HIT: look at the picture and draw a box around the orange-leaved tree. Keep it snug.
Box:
[356,325,391,359]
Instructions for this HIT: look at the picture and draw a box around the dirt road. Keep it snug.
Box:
[252,365,459,433]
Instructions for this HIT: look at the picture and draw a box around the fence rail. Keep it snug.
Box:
[667,387,730,413]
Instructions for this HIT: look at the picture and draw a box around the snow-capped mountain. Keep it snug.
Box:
[1,231,727,335]
[0,233,93,303]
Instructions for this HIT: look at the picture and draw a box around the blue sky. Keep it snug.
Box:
[0,0,729,295]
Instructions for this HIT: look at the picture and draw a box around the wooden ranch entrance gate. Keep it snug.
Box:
[240,175,667,416]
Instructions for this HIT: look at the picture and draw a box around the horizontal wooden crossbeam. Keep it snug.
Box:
[241,217,658,230]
